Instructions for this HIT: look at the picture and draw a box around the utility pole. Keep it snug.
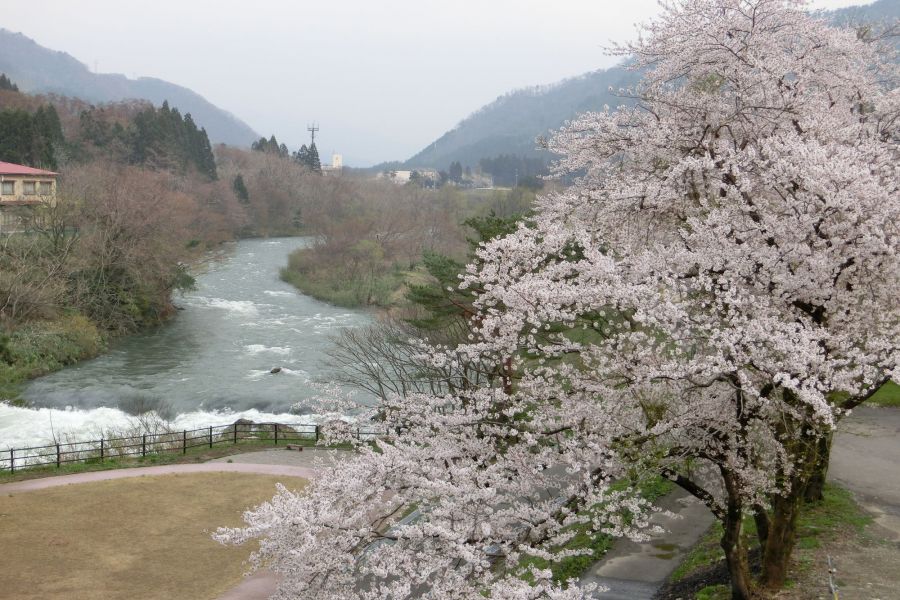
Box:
[307,123,319,146]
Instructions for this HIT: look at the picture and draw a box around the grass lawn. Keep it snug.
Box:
[869,380,900,407]
[0,472,306,600]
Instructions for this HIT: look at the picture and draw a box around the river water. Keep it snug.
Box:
[0,237,372,449]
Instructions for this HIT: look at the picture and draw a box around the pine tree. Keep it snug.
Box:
[0,109,34,164]
[448,161,463,183]
[32,105,63,169]
[0,105,64,168]
[306,142,321,172]
[124,102,218,179]
[0,74,19,92]
[232,174,250,203]
[405,212,522,330]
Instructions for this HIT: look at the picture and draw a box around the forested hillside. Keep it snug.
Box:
[402,0,899,171]
[0,29,259,146]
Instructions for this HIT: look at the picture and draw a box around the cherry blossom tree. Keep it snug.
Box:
[217,2,899,598]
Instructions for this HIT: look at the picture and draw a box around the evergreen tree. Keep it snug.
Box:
[306,142,321,172]
[0,74,19,92]
[252,134,289,158]
[32,105,64,169]
[294,144,309,164]
[405,212,523,330]
[125,101,218,179]
[0,110,34,164]
[448,161,463,183]
[232,174,250,203]
[0,105,63,168]
[293,143,320,172]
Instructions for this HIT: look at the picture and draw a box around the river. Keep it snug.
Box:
[0,237,372,449]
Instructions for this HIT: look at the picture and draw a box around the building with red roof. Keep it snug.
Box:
[0,160,59,233]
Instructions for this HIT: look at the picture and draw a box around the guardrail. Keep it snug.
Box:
[1,421,382,473]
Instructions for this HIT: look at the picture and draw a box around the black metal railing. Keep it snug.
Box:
[1,422,382,473]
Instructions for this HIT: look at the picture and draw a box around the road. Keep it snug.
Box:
[829,405,900,541]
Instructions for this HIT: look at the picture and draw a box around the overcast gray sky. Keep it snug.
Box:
[1,0,875,166]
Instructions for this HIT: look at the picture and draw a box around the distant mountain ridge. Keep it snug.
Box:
[402,64,637,171]
[402,0,899,171]
[0,29,259,147]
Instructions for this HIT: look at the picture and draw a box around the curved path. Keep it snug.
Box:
[0,462,319,494]
[0,449,339,600]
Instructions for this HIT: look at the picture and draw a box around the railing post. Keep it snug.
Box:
[142,434,147,457]
[209,426,213,448]
[9,449,13,474]
[100,438,104,461]
[182,430,187,455]
[56,443,61,468]
[233,422,238,444]
[274,423,278,445]
[315,424,320,442]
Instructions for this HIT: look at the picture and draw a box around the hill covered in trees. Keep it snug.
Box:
[401,0,899,171]
[0,29,259,147]
[0,81,218,179]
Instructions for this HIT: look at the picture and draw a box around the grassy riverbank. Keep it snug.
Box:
[278,186,537,309]
[0,314,106,402]
[280,255,411,309]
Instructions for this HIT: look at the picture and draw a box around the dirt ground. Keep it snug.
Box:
[0,472,306,600]
[778,521,900,600]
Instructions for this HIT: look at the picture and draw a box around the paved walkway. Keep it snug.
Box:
[829,405,900,541]
[0,461,319,494]
[579,489,714,599]
[208,447,352,469]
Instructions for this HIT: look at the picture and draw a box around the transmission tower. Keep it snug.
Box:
[307,123,319,146]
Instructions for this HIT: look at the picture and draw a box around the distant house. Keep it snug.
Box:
[321,153,343,176]
[0,161,58,233]
[377,168,440,187]
[377,170,413,185]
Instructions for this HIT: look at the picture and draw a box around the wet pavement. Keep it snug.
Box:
[579,489,715,599]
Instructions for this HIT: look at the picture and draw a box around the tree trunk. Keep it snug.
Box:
[753,504,770,558]
[760,486,803,591]
[721,509,754,599]
[720,473,754,600]
[803,433,832,503]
